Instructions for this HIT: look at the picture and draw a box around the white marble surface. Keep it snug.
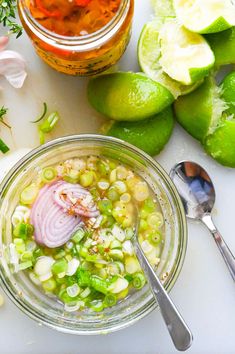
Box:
[1,2,235,353]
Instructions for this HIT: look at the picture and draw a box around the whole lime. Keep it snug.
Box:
[105,106,174,156]
[87,72,174,121]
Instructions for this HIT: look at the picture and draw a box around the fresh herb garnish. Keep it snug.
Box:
[0,106,10,154]
[0,0,23,38]
[0,106,11,129]
[31,102,48,123]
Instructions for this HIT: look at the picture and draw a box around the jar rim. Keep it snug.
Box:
[18,0,131,51]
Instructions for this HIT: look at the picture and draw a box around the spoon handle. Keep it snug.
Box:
[202,214,235,281]
[134,243,193,351]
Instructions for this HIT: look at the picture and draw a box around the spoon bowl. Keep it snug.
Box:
[170,161,215,220]
[170,161,235,281]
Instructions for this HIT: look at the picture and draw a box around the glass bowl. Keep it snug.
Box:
[0,135,187,334]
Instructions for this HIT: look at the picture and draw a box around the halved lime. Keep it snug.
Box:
[158,19,215,85]
[220,71,235,116]
[206,27,235,67]
[204,120,235,167]
[87,72,174,121]
[105,106,174,156]
[138,20,203,98]
[174,77,226,142]
[173,0,235,34]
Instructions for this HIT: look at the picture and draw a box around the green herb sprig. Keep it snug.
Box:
[0,106,10,153]
[0,0,23,38]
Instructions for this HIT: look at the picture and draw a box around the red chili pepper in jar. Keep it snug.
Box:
[75,0,92,7]
[35,0,61,18]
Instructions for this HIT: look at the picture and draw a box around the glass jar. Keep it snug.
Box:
[18,0,134,75]
[0,135,187,334]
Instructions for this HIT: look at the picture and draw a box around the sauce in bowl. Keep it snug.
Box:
[9,155,164,313]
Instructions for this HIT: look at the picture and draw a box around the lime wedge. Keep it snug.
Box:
[173,0,235,34]
[87,72,174,122]
[138,21,204,98]
[206,27,235,67]
[159,19,215,85]
[105,106,174,156]
[174,77,226,142]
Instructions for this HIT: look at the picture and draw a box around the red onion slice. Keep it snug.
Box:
[53,181,99,218]
[30,181,81,248]
[30,180,99,248]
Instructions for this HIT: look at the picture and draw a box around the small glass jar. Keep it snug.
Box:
[18,0,134,76]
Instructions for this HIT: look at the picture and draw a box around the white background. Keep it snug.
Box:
[0,1,235,353]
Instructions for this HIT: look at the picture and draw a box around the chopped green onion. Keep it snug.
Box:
[147,212,164,229]
[110,240,122,250]
[13,223,34,240]
[125,228,134,240]
[89,299,104,312]
[0,138,9,154]
[72,228,85,244]
[132,272,146,289]
[90,275,108,294]
[66,284,80,298]
[42,278,56,292]
[148,231,162,246]
[19,260,32,270]
[98,199,113,215]
[143,198,156,213]
[39,112,60,133]
[80,287,91,298]
[42,167,57,182]
[31,102,48,123]
[13,238,25,253]
[125,256,141,274]
[124,274,133,282]
[98,161,109,176]
[80,171,94,187]
[20,184,39,205]
[76,268,91,287]
[109,249,124,261]
[20,251,33,262]
[139,219,148,231]
[104,293,117,307]
[54,249,66,260]
[58,289,76,303]
[107,187,120,202]
[51,259,68,275]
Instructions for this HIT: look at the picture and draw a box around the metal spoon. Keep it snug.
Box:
[133,222,193,351]
[170,161,235,281]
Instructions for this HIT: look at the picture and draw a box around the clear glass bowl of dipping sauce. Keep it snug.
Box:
[0,135,187,334]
